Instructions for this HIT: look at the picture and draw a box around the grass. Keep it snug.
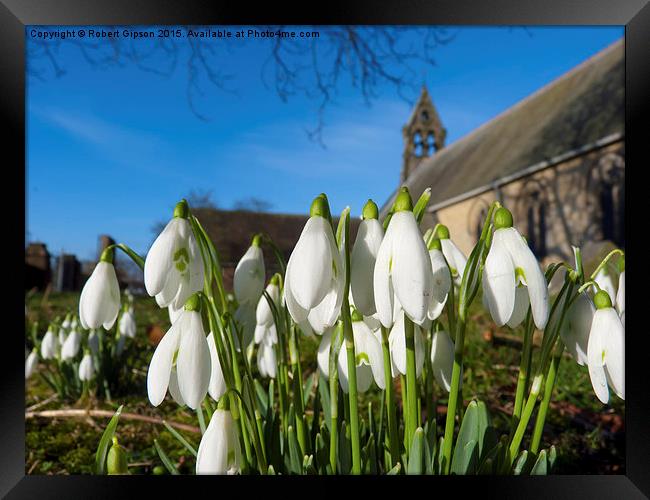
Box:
[24,291,624,474]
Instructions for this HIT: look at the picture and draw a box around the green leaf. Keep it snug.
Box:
[196,405,206,435]
[318,375,331,433]
[162,420,198,457]
[548,446,557,472]
[475,400,498,461]
[287,425,303,474]
[267,465,276,475]
[407,427,425,475]
[530,450,548,475]
[303,373,316,408]
[315,432,329,473]
[362,433,378,474]
[154,439,179,475]
[254,378,269,416]
[94,404,123,474]
[512,450,529,475]
[413,188,432,224]
[338,420,352,474]
[451,400,480,474]
[387,462,402,475]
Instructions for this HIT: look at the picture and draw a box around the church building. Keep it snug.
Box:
[382,39,624,269]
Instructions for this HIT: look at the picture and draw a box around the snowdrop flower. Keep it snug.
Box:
[587,290,624,404]
[168,304,183,325]
[616,268,625,319]
[71,316,79,330]
[58,327,67,347]
[388,310,425,378]
[554,292,594,366]
[254,275,281,345]
[427,238,452,321]
[284,194,344,334]
[337,310,385,393]
[61,313,72,330]
[88,330,100,355]
[144,200,204,310]
[61,328,82,361]
[118,307,137,338]
[147,293,211,410]
[78,351,95,381]
[79,248,121,330]
[233,301,257,351]
[350,200,384,317]
[436,225,467,287]
[40,327,58,360]
[257,342,277,379]
[374,187,433,328]
[482,207,549,330]
[234,235,266,305]
[25,349,38,379]
[206,332,227,401]
[430,330,455,392]
[196,408,241,475]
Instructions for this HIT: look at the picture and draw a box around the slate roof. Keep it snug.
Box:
[381,39,624,213]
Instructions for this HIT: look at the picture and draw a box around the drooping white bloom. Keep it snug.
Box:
[233,301,257,351]
[206,332,227,401]
[284,197,345,334]
[58,327,67,347]
[427,245,452,321]
[350,209,384,317]
[388,310,425,378]
[587,291,624,404]
[234,241,265,305]
[40,327,58,360]
[337,316,385,393]
[168,304,183,325]
[374,204,433,328]
[118,308,137,338]
[79,259,121,331]
[616,270,625,318]
[430,330,455,392]
[61,329,82,361]
[556,292,594,366]
[317,327,336,378]
[482,211,549,330]
[25,350,38,379]
[144,206,204,310]
[196,409,241,475]
[254,280,280,345]
[147,305,211,410]
[61,315,72,330]
[257,342,277,379]
[440,235,467,287]
[78,352,95,381]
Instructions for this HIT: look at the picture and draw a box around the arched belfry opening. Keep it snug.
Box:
[400,86,447,184]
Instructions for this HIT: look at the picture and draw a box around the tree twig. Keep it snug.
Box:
[25,409,200,433]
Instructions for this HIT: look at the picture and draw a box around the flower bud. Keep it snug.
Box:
[107,436,129,475]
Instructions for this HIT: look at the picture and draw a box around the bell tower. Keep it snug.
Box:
[400,86,446,184]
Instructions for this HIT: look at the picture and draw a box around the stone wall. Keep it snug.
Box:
[428,140,625,268]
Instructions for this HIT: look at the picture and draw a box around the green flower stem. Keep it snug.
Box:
[342,296,361,474]
[227,335,253,467]
[105,243,145,270]
[441,317,466,474]
[590,248,624,280]
[530,341,564,454]
[289,326,309,455]
[403,315,418,458]
[512,313,534,423]
[507,280,574,467]
[381,326,400,468]
[190,215,228,312]
[329,325,343,474]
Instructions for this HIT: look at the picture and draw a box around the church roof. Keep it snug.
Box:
[382,39,624,213]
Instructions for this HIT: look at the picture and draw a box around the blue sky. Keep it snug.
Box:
[26,26,623,260]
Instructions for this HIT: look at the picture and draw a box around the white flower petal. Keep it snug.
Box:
[147,319,182,407]
[207,332,227,401]
[317,328,334,378]
[588,359,609,404]
[283,267,309,324]
[616,271,625,317]
[441,238,467,285]
[373,226,396,328]
[176,311,211,409]
[351,219,384,317]
[168,367,186,406]
[196,410,230,474]
[144,218,181,296]
[234,245,265,304]
[561,292,594,366]
[482,229,516,326]
[430,330,455,392]
[390,212,434,325]
[506,286,530,329]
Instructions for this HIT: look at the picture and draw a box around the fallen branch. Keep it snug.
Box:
[25,409,200,434]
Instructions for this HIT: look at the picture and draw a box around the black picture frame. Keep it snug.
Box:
[5,0,649,497]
